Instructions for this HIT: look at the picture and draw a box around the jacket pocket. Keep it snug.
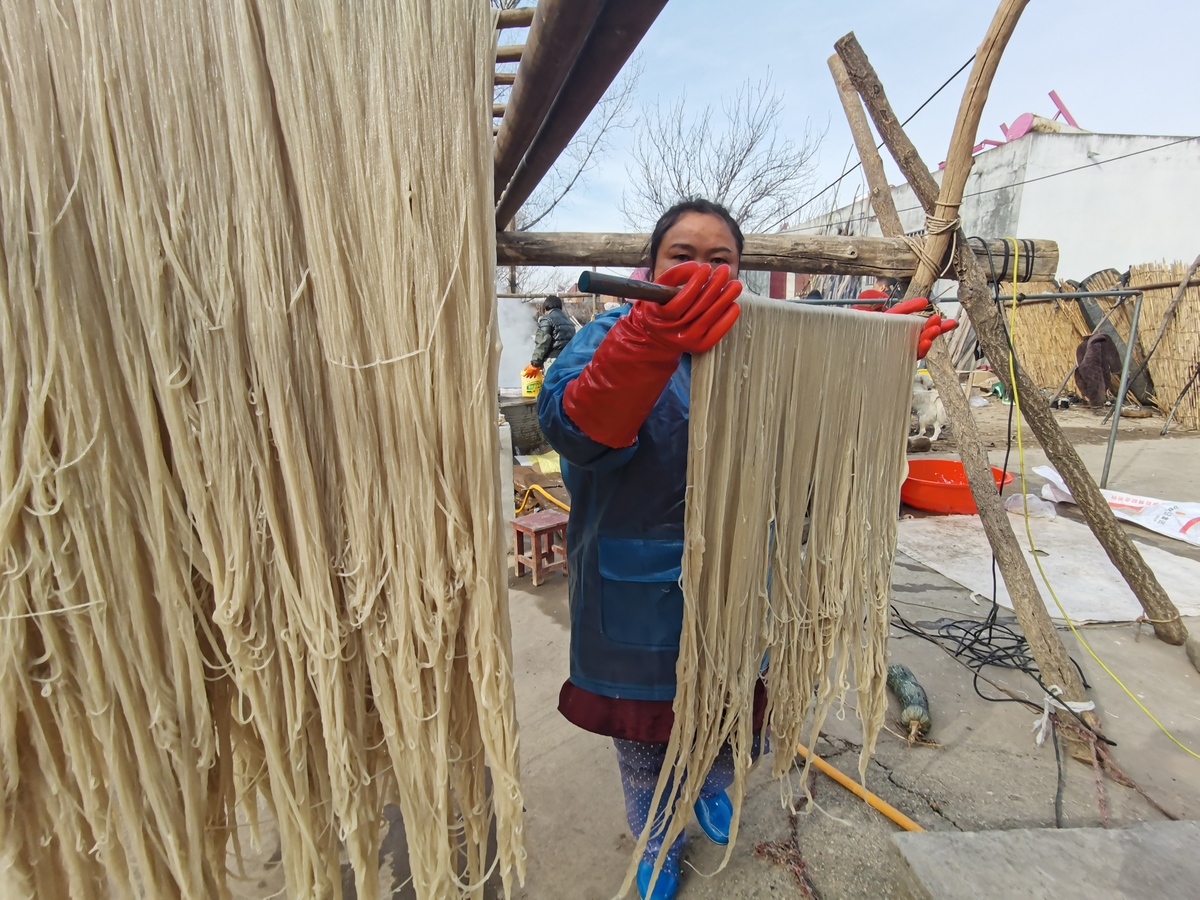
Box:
[597,536,684,650]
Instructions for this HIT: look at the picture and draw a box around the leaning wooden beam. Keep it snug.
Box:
[828,54,903,238]
[839,27,1186,644]
[494,0,604,202]
[830,26,1095,730]
[495,71,517,86]
[835,37,940,206]
[496,230,1058,279]
[912,0,1030,290]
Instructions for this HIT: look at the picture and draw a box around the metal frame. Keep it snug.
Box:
[1013,288,1148,488]
[804,286,1150,485]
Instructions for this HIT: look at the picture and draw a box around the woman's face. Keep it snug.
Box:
[650,212,740,281]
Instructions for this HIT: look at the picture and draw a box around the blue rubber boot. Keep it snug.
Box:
[636,859,680,900]
[693,790,733,845]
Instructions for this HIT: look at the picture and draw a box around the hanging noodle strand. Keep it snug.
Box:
[624,299,918,897]
[0,2,523,897]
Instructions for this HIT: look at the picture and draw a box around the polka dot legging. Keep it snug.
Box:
[612,739,748,875]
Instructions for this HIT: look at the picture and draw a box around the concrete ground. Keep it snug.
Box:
[502,558,1198,899]
[892,820,1200,899]
[236,431,1200,898]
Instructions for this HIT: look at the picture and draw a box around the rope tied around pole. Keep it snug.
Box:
[903,210,961,279]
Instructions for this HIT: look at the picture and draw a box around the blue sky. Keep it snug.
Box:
[524,0,1200,234]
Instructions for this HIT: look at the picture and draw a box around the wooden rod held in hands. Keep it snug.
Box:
[576,271,675,304]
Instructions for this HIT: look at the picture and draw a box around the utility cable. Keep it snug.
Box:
[1002,238,1200,762]
[514,483,570,515]
[890,244,1107,743]
[782,135,1198,235]
[773,53,977,229]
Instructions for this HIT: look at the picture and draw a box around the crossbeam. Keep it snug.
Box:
[496,231,1058,281]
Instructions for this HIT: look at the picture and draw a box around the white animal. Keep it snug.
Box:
[912,374,948,441]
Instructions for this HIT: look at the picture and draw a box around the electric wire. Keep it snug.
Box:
[890,243,1109,744]
[784,136,1198,235]
[773,54,977,229]
[1002,240,1200,762]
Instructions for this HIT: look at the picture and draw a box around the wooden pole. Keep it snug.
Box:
[496,231,1058,280]
[907,0,1030,289]
[827,38,1095,724]
[827,54,904,238]
[837,29,1186,645]
[796,744,924,833]
[496,44,524,64]
[834,35,940,205]
[495,0,669,228]
[1116,276,1200,294]
[496,7,536,29]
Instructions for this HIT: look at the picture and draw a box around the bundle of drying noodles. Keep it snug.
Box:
[627,299,918,894]
[0,1,522,897]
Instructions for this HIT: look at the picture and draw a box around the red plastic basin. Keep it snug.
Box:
[901,458,1014,515]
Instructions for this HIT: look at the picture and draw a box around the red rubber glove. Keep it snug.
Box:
[522,364,543,379]
[562,261,742,448]
[881,298,959,358]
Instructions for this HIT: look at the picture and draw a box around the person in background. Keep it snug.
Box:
[853,275,899,309]
[523,295,576,381]
[537,199,753,900]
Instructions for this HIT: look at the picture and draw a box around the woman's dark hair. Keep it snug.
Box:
[646,198,744,276]
[543,294,563,310]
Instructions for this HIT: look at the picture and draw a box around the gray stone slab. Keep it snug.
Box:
[893,820,1200,900]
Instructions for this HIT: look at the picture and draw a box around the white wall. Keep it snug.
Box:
[497,297,538,388]
[1016,133,1200,279]
[785,132,1200,292]
[792,141,1030,238]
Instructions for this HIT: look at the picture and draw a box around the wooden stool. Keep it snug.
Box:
[512,509,568,587]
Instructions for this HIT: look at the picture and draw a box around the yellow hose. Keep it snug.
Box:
[796,742,924,832]
[514,483,570,516]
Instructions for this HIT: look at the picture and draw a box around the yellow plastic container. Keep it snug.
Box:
[521,371,543,398]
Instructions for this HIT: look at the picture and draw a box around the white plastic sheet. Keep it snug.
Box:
[896,514,1200,623]
[1035,466,1200,548]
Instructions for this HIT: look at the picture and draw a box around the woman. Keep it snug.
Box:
[536,199,753,900]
